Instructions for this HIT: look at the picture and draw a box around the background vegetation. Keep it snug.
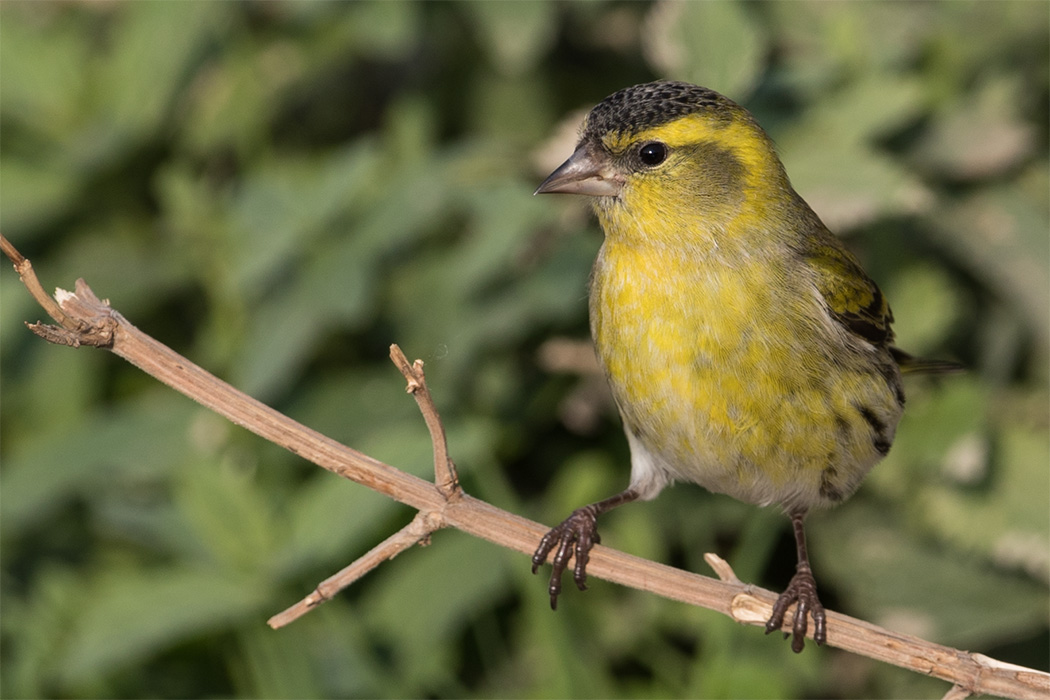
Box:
[2,2,1047,698]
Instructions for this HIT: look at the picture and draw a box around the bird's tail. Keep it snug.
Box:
[890,347,965,375]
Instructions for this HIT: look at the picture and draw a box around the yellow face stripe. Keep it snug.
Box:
[600,113,786,201]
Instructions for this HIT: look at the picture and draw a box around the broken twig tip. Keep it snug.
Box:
[939,684,973,700]
[703,552,741,584]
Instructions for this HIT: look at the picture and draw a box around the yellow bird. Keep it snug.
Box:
[532,80,958,652]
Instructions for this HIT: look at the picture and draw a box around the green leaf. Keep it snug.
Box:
[912,76,1037,181]
[1,394,197,535]
[643,0,766,100]
[776,75,931,232]
[885,263,963,356]
[364,533,510,693]
[59,565,272,689]
[764,2,935,92]
[0,6,89,140]
[468,1,557,76]
[2,564,83,698]
[817,502,1048,648]
[80,2,231,161]
[230,624,324,699]
[342,1,421,60]
[0,156,82,235]
[867,376,988,501]
[922,421,1050,580]
[174,457,279,573]
[930,170,1050,346]
[227,140,383,299]
[276,473,399,579]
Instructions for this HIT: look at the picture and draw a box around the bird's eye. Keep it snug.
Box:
[638,142,668,167]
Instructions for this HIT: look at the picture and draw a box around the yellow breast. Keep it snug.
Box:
[589,237,898,510]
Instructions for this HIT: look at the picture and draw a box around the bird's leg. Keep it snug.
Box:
[765,510,827,652]
[531,488,640,609]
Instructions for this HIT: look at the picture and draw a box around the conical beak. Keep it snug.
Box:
[535,143,623,197]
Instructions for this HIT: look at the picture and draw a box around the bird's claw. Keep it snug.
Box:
[531,505,602,610]
[765,566,826,653]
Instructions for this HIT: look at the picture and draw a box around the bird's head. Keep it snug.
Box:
[536,81,793,240]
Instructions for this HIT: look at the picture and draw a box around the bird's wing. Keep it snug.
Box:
[805,240,965,373]
[804,241,894,348]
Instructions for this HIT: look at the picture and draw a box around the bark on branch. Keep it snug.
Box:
[2,233,1046,700]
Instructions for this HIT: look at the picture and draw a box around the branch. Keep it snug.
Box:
[3,233,1047,700]
[268,510,443,628]
[388,345,460,497]
[270,349,462,627]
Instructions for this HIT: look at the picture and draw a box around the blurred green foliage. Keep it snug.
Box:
[2,2,1047,698]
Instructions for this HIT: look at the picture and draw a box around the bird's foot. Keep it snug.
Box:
[531,504,603,610]
[765,565,827,653]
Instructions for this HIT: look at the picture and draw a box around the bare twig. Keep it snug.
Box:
[268,510,444,628]
[703,552,741,584]
[942,684,975,700]
[389,344,460,497]
[1,236,84,333]
[3,233,1048,700]
[269,348,460,630]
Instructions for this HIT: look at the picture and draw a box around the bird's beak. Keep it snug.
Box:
[534,143,623,197]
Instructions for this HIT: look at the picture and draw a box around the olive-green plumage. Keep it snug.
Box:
[532,81,959,652]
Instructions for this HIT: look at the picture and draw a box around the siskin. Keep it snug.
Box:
[532,80,959,652]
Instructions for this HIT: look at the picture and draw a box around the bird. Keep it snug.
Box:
[531,80,960,653]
